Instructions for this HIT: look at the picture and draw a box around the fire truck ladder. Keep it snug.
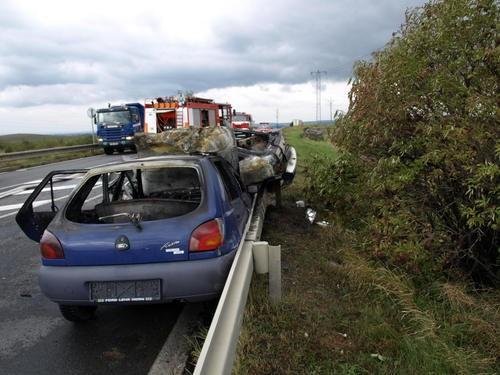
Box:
[176,110,184,128]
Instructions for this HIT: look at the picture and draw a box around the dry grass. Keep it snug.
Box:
[341,255,437,338]
[440,283,476,309]
[234,127,500,375]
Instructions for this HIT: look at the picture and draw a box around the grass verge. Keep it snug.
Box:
[0,149,103,172]
[234,126,499,374]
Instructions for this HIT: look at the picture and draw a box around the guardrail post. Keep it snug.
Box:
[268,245,282,304]
[252,242,282,304]
[252,241,269,274]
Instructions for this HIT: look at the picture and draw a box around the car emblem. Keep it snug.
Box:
[115,235,130,251]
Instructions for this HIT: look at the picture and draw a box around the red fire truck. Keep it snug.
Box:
[144,94,232,133]
[231,111,253,130]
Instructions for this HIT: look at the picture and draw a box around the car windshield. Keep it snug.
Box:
[65,166,202,224]
[97,110,131,124]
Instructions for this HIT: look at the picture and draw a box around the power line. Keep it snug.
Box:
[310,70,327,122]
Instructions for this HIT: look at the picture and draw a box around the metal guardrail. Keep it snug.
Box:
[194,189,279,375]
[0,144,97,161]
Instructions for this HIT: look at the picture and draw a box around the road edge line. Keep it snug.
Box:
[148,303,202,375]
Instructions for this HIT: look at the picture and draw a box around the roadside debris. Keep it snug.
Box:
[316,220,330,227]
[303,127,326,141]
[370,353,386,362]
[295,200,305,208]
[102,347,126,361]
[306,208,317,224]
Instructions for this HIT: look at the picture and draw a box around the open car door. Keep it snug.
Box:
[15,170,88,242]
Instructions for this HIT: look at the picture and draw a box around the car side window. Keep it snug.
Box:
[213,160,241,200]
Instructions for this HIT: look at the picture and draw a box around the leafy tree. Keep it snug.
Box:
[307,0,499,283]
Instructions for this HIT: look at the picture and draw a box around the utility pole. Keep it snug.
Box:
[276,108,279,126]
[310,70,327,123]
[86,107,96,144]
[329,97,333,123]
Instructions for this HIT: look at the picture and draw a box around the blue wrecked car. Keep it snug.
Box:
[16,155,252,321]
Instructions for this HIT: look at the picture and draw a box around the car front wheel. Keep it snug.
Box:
[59,305,97,322]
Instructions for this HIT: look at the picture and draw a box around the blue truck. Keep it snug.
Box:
[95,103,145,155]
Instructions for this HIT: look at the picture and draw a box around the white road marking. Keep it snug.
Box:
[13,181,102,196]
[13,184,77,196]
[0,174,84,200]
[0,179,43,192]
[0,191,102,220]
[0,198,65,212]
[0,211,18,220]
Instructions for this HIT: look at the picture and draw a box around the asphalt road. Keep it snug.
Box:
[0,153,185,375]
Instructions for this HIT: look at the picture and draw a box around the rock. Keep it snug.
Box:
[303,127,326,141]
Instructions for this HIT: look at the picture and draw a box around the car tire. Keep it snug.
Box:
[104,147,114,155]
[59,305,97,322]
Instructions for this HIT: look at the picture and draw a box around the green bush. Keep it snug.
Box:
[306,0,499,283]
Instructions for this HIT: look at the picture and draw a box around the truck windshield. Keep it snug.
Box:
[97,110,131,124]
[233,115,250,121]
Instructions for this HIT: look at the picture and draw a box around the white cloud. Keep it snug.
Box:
[199,81,350,124]
[0,0,425,134]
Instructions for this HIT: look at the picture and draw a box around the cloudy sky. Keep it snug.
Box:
[0,0,425,134]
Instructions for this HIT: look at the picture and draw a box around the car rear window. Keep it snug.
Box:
[65,166,202,224]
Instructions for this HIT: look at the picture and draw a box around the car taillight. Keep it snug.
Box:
[189,219,223,252]
[40,230,64,259]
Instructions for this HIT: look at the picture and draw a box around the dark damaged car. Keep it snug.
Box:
[16,155,251,322]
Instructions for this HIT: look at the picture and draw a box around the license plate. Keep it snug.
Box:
[109,142,119,146]
[89,279,161,303]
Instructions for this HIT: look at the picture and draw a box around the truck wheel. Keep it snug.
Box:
[59,305,97,322]
[104,147,114,155]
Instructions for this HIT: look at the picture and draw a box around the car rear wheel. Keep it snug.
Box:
[103,147,114,155]
[59,305,97,322]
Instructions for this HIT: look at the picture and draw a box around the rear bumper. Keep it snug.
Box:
[38,251,236,305]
